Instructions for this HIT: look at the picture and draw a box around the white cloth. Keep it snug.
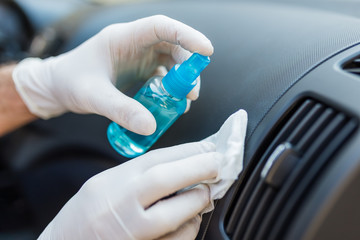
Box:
[201,109,248,213]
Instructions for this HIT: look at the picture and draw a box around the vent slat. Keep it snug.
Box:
[343,56,360,75]
[287,103,324,144]
[272,100,315,147]
[225,170,263,234]
[243,187,276,240]
[346,68,360,74]
[232,182,266,239]
[296,108,335,153]
[225,98,357,240]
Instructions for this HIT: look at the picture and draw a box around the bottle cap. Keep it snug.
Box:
[162,53,210,99]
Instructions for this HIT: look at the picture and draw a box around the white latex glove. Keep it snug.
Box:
[38,110,247,240]
[38,141,222,240]
[12,15,214,135]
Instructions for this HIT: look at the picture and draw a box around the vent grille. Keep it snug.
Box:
[224,98,357,240]
[343,55,360,76]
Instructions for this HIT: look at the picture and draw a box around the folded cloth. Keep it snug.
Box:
[201,109,248,212]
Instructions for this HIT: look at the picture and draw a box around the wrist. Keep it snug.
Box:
[0,63,37,136]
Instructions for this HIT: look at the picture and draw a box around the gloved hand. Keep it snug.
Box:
[38,141,222,240]
[12,15,214,135]
[38,109,248,240]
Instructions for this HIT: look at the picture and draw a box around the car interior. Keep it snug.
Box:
[1,0,360,239]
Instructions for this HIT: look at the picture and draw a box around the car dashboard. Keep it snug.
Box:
[1,0,360,239]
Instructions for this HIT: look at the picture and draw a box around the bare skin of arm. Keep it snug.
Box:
[0,63,37,136]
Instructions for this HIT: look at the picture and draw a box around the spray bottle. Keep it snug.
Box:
[107,53,210,158]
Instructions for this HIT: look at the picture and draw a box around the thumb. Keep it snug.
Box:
[91,83,156,135]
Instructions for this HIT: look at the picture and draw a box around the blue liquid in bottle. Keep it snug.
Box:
[107,53,210,158]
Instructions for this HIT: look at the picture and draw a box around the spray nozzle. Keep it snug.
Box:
[162,53,211,99]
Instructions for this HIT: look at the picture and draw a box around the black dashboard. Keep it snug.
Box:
[1,0,360,239]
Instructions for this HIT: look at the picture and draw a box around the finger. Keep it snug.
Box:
[98,142,216,191]
[157,215,202,240]
[131,141,216,171]
[142,184,210,239]
[184,99,191,113]
[133,15,214,56]
[136,152,221,207]
[152,65,168,77]
[153,53,176,72]
[186,76,201,101]
[89,81,156,135]
[154,42,192,65]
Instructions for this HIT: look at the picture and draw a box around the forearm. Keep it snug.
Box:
[0,63,37,136]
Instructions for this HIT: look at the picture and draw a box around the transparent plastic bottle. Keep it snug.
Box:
[107,53,210,158]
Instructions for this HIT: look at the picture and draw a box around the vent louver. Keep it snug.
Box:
[343,55,360,76]
[224,98,357,240]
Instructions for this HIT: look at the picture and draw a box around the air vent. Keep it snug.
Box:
[224,98,357,240]
[343,55,360,76]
